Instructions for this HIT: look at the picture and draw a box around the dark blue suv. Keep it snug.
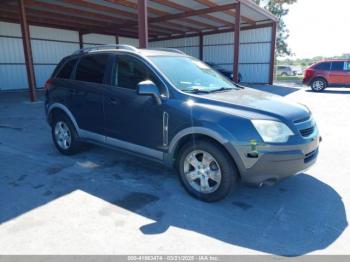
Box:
[45,45,320,201]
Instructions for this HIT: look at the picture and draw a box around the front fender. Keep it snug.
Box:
[165,122,247,173]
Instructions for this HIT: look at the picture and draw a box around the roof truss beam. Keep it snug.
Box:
[195,0,256,25]
[150,0,235,27]
[118,2,237,29]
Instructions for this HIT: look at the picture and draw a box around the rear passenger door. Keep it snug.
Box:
[343,61,350,84]
[69,53,111,135]
[329,61,345,85]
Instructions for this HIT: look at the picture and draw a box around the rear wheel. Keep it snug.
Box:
[177,140,238,202]
[311,78,327,92]
[51,112,81,155]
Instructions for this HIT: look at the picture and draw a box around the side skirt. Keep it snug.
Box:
[79,129,166,165]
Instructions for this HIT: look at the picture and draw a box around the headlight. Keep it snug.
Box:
[251,120,294,143]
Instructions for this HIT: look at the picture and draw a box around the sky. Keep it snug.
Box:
[284,0,349,59]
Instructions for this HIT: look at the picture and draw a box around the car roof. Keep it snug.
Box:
[317,59,350,63]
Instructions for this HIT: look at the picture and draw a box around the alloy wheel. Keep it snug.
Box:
[312,80,325,91]
[54,121,72,150]
[183,150,222,194]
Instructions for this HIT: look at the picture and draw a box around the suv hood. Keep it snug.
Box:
[197,87,309,122]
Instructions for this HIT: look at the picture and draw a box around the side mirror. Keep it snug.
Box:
[137,80,162,105]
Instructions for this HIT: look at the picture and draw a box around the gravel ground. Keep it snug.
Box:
[0,85,349,256]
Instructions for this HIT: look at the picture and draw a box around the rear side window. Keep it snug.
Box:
[75,54,110,84]
[344,62,350,71]
[314,62,331,70]
[56,58,78,79]
[331,62,344,71]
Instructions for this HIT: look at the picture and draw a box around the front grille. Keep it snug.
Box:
[300,126,315,137]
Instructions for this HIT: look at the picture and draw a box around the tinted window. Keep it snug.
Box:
[344,62,350,71]
[115,55,160,90]
[331,62,344,71]
[314,62,331,70]
[56,58,77,79]
[75,54,109,83]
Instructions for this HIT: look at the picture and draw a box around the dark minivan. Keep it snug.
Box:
[45,45,320,201]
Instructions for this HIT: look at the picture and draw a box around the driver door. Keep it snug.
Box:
[103,54,166,153]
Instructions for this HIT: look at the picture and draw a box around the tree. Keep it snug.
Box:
[253,0,297,57]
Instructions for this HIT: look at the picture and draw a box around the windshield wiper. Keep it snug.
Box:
[182,88,211,94]
[208,87,236,93]
[233,83,245,89]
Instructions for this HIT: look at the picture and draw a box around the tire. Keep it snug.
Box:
[311,78,327,92]
[51,112,82,155]
[281,72,288,76]
[177,140,238,202]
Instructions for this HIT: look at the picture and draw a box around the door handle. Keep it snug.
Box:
[69,89,76,95]
[110,98,118,105]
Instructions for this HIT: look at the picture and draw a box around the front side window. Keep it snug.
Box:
[331,61,344,71]
[75,54,110,84]
[115,55,161,90]
[56,58,78,79]
[314,62,331,71]
[149,56,237,92]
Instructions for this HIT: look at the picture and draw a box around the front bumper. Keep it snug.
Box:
[225,134,321,186]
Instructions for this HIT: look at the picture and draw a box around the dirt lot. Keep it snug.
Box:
[0,85,349,256]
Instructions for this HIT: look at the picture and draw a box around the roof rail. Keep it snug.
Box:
[146,48,186,55]
[73,44,138,55]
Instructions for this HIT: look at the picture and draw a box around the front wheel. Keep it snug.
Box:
[311,78,327,92]
[178,140,238,202]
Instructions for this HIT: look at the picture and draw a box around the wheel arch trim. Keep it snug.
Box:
[48,103,80,132]
[165,127,246,173]
[312,76,328,85]
[168,127,229,157]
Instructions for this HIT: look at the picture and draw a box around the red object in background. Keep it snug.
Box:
[44,79,53,92]
[303,59,350,87]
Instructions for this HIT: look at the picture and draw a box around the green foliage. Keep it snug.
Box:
[253,0,297,57]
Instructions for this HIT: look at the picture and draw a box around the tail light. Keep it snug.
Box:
[304,69,314,80]
[44,79,53,92]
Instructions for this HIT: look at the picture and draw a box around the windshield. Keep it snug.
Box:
[149,56,237,93]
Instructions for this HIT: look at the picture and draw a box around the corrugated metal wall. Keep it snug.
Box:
[239,27,272,83]
[0,22,27,90]
[82,33,117,48]
[0,21,121,90]
[151,27,273,83]
[0,20,272,90]
[149,36,200,59]
[119,37,139,47]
